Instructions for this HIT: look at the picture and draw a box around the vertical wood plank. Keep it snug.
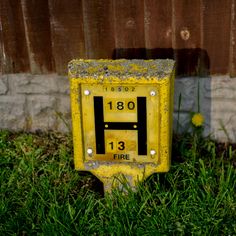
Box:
[173,0,204,76]
[0,0,30,73]
[21,0,54,74]
[0,21,3,74]
[144,0,173,59]
[230,0,236,76]
[202,0,231,75]
[174,0,201,49]
[48,0,85,75]
[82,0,115,59]
[113,0,146,58]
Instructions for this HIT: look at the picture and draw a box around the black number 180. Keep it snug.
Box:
[107,101,135,111]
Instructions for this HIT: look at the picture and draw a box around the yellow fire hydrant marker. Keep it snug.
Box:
[69,59,175,192]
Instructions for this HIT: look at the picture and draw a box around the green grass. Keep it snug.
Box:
[0,131,236,235]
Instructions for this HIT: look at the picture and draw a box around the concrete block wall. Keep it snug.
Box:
[0,74,236,142]
[0,74,71,133]
[173,76,236,142]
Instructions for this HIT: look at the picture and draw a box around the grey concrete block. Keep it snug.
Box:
[0,96,26,130]
[1,72,236,143]
[209,110,236,142]
[11,74,58,94]
[0,75,8,94]
[173,112,191,132]
[174,78,197,112]
[55,95,72,132]
[57,76,70,95]
[204,76,236,99]
[210,119,236,142]
[211,99,236,113]
[27,95,57,131]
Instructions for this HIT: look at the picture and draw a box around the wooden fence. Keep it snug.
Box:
[0,0,235,76]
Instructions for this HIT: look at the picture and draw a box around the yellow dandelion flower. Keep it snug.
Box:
[192,113,204,127]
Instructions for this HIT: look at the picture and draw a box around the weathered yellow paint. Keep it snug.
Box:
[69,59,175,192]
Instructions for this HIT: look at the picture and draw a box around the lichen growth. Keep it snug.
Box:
[68,59,175,80]
[107,64,125,72]
[129,64,148,73]
[87,66,101,74]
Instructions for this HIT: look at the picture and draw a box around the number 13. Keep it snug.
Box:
[109,141,125,150]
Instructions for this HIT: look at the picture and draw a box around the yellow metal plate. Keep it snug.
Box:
[69,59,175,191]
[81,84,160,164]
